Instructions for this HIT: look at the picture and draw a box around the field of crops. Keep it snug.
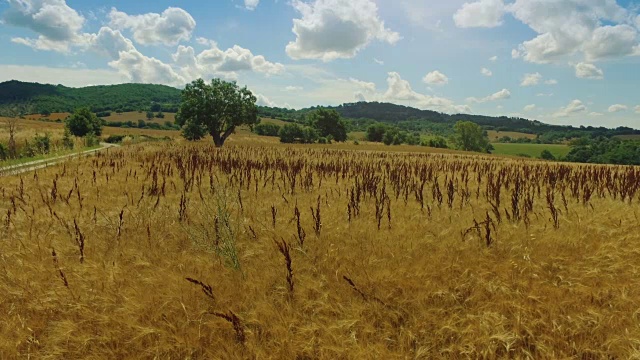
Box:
[1,141,640,358]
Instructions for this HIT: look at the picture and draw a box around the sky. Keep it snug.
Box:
[0,0,639,128]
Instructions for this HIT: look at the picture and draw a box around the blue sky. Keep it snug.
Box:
[0,0,639,128]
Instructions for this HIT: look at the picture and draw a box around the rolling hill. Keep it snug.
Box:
[1,80,638,139]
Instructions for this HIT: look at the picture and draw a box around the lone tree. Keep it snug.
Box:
[176,78,258,147]
[451,121,492,153]
[65,108,103,137]
[310,108,347,142]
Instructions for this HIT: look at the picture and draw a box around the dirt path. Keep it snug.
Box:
[0,143,119,177]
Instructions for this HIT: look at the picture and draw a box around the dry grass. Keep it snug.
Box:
[2,135,640,358]
[487,130,537,141]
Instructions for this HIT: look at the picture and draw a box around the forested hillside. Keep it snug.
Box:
[0,80,181,114]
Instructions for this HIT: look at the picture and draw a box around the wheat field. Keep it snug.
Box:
[1,140,640,359]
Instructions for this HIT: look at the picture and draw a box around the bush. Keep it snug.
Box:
[254,123,281,137]
[85,133,99,147]
[155,112,165,119]
[279,124,306,143]
[516,153,532,158]
[62,129,74,150]
[353,140,360,145]
[96,111,111,118]
[32,133,51,154]
[0,143,7,160]
[540,149,556,161]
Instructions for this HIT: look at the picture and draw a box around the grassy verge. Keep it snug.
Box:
[0,145,101,168]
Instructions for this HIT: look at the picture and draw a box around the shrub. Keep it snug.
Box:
[540,149,556,161]
[66,107,103,137]
[62,129,74,150]
[32,133,51,154]
[0,143,7,160]
[85,133,99,147]
[254,123,281,137]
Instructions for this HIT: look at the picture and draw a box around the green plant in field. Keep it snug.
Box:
[184,187,242,272]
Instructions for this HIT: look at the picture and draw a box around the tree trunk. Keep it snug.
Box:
[211,127,236,148]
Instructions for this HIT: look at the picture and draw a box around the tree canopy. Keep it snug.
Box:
[309,109,347,142]
[451,121,492,153]
[65,107,103,137]
[176,78,258,147]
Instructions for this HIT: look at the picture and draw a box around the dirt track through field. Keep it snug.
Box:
[0,143,119,176]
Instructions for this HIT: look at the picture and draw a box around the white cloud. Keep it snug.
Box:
[382,72,469,113]
[285,86,304,91]
[3,0,89,52]
[374,58,384,65]
[245,0,260,11]
[520,72,542,86]
[109,49,186,86]
[0,64,128,87]
[108,7,196,46]
[588,112,603,117]
[553,99,586,117]
[574,62,604,79]
[608,104,628,113]
[524,104,536,112]
[635,105,640,114]
[286,0,401,61]
[544,79,558,85]
[256,93,277,107]
[422,70,449,85]
[536,92,553,97]
[507,0,639,64]
[467,88,511,103]
[489,55,498,62]
[453,0,506,28]
[481,67,492,76]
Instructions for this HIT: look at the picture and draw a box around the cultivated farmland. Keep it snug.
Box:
[1,140,640,358]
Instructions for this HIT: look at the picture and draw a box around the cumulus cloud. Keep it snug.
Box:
[286,0,401,61]
[453,0,506,28]
[108,7,196,46]
[574,62,604,79]
[524,104,536,112]
[608,104,628,113]
[422,70,448,85]
[455,0,640,64]
[553,99,586,117]
[374,58,384,65]
[2,0,88,51]
[244,0,260,10]
[481,68,492,76]
[510,0,637,63]
[489,55,498,62]
[544,79,558,85]
[467,89,511,103]
[520,72,542,86]
[381,72,469,113]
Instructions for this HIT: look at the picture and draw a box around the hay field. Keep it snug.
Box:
[1,140,640,358]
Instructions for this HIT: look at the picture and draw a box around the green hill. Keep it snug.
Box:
[0,80,181,114]
[1,80,638,140]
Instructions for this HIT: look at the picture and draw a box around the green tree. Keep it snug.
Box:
[540,149,556,161]
[65,107,102,137]
[176,78,258,147]
[146,111,154,120]
[279,124,305,143]
[180,119,207,141]
[310,109,347,142]
[451,121,492,153]
[366,124,387,142]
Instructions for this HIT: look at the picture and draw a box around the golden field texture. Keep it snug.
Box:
[1,141,640,359]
